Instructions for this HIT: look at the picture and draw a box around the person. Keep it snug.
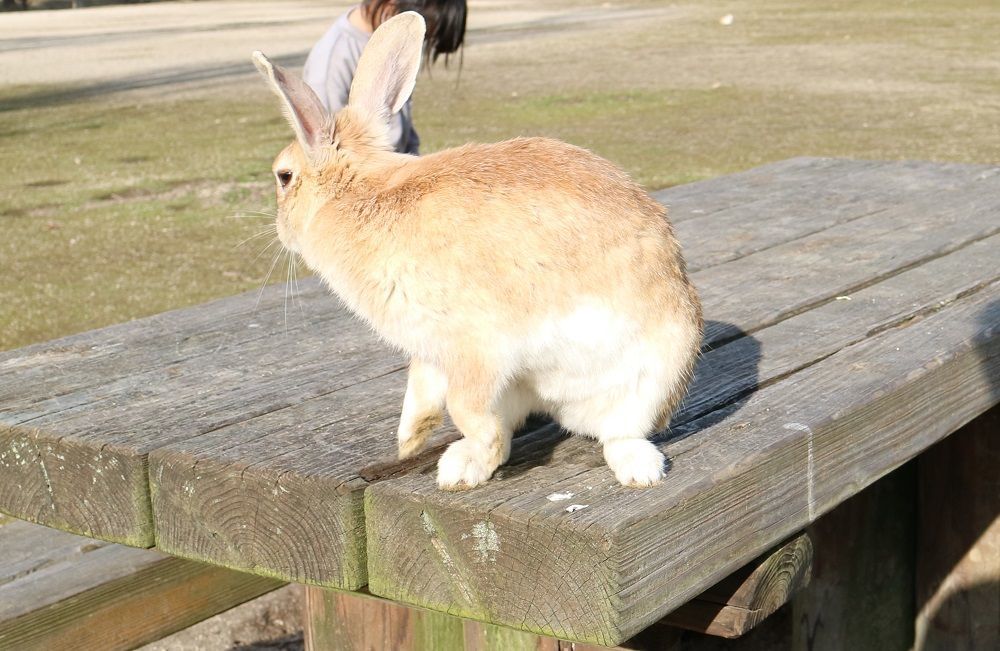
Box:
[303,1,467,155]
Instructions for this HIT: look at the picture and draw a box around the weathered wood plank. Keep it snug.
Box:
[0,519,282,651]
[0,280,401,546]
[149,372,407,588]
[653,157,863,221]
[652,158,994,225]
[0,279,329,415]
[689,168,1000,345]
[674,234,999,435]
[147,164,998,587]
[914,406,1000,651]
[674,159,996,272]
[663,534,812,638]
[364,282,999,645]
[304,588,464,651]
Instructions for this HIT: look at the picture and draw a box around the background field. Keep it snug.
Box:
[2,0,998,351]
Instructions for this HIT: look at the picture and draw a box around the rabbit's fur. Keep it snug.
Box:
[253,12,702,489]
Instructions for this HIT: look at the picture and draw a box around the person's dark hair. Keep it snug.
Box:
[365,0,467,65]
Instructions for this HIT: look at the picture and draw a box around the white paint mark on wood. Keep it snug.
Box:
[784,422,816,521]
[547,491,574,501]
[566,504,589,513]
[462,521,500,563]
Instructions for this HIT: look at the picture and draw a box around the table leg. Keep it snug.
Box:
[302,586,622,650]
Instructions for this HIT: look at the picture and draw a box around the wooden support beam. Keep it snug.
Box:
[661,533,812,638]
[302,587,672,651]
[0,519,282,651]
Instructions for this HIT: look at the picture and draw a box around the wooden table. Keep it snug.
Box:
[1,158,997,648]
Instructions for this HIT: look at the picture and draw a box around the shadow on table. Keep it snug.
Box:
[656,320,762,445]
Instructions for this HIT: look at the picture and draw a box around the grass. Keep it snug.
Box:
[1,91,293,347]
[2,0,999,351]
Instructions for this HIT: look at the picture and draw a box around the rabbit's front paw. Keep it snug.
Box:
[437,439,494,490]
[603,439,665,488]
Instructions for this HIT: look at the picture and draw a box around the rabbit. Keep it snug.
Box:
[252,11,702,490]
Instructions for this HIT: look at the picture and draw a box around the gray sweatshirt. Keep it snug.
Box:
[302,8,420,155]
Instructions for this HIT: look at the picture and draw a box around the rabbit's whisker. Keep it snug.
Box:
[254,246,285,313]
[252,236,282,263]
[235,227,278,250]
[230,209,277,219]
[284,251,292,333]
[290,253,307,320]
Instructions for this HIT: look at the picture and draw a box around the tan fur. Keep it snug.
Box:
[254,13,702,489]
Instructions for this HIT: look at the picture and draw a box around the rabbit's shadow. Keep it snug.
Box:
[498,320,762,479]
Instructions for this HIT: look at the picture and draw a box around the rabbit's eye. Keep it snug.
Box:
[276,170,294,189]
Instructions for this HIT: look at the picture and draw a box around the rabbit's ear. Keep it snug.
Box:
[253,51,329,155]
[348,11,425,139]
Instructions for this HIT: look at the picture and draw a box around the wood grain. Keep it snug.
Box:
[690,167,1000,345]
[0,279,393,545]
[662,534,812,638]
[673,159,993,272]
[0,519,282,651]
[653,157,864,222]
[149,370,407,588]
